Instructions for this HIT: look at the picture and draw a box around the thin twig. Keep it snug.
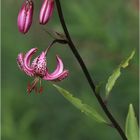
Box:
[45,39,68,54]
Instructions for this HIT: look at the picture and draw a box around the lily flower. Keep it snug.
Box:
[17,48,69,94]
[39,0,54,25]
[17,0,34,34]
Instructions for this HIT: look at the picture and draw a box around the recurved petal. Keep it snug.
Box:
[47,55,64,77]
[54,70,69,81]
[17,53,34,76]
[17,53,25,71]
[24,48,38,73]
[43,55,68,81]
[43,69,69,81]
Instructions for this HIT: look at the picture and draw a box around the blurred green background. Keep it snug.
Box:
[2,0,139,140]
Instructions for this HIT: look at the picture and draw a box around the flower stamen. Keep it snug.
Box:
[27,77,39,94]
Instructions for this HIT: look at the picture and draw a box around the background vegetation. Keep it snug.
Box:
[2,0,139,140]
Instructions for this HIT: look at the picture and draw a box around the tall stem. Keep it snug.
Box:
[55,0,127,140]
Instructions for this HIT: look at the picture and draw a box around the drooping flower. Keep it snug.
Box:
[17,48,69,94]
[17,0,34,34]
[39,0,54,25]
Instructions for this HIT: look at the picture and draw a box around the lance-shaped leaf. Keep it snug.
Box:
[105,50,135,97]
[53,84,107,124]
[125,104,139,140]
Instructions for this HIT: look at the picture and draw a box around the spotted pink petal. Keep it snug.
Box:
[43,69,69,81]
[24,48,38,73]
[43,55,63,79]
[39,0,54,25]
[43,56,68,81]
[50,55,64,76]
[53,70,69,81]
[31,52,47,77]
[17,53,34,76]
[17,0,34,34]
[17,53,25,71]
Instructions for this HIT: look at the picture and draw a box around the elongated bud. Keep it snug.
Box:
[17,0,34,34]
[39,0,54,25]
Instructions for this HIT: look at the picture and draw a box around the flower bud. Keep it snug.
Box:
[39,0,54,25]
[17,0,34,34]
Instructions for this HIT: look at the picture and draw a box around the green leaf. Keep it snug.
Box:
[53,84,107,124]
[125,104,139,140]
[105,50,135,97]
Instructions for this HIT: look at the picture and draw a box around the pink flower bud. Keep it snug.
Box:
[39,0,54,25]
[17,0,34,34]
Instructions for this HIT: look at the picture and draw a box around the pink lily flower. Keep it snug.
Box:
[39,0,54,25]
[17,0,34,34]
[17,48,69,94]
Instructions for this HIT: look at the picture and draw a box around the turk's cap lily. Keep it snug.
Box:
[17,0,34,34]
[39,0,54,25]
[17,48,69,94]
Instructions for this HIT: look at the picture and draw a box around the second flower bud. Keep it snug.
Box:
[39,0,54,25]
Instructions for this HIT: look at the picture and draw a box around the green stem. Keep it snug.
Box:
[55,0,127,140]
